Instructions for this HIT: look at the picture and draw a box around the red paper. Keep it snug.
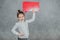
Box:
[22,2,40,12]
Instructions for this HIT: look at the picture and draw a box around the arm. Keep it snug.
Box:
[26,12,35,23]
[11,23,19,35]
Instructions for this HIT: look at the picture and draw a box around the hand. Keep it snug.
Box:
[32,9,35,13]
[18,32,24,36]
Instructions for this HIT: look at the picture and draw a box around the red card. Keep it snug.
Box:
[22,2,40,12]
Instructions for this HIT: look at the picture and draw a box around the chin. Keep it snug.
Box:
[21,19,24,21]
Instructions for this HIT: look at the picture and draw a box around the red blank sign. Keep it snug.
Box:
[23,2,40,12]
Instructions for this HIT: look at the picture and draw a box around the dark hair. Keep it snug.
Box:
[17,10,25,18]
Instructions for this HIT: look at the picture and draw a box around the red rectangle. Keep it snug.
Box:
[23,2,40,12]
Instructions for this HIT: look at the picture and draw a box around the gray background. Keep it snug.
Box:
[0,0,60,40]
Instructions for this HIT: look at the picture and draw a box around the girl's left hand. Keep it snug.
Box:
[32,9,35,13]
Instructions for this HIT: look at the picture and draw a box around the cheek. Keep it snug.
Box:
[18,17,20,19]
[18,17,21,19]
[23,17,25,19]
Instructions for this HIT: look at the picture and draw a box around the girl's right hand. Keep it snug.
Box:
[18,32,24,36]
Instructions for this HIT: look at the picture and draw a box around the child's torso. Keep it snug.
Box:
[17,21,29,38]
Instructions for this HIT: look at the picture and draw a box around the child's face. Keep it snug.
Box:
[18,14,25,21]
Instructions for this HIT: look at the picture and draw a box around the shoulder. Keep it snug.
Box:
[15,22,20,25]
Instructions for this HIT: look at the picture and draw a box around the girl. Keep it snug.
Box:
[11,9,35,40]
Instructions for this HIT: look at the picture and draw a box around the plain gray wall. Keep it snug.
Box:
[0,0,60,40]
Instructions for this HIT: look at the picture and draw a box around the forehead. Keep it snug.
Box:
[18,14,24,16]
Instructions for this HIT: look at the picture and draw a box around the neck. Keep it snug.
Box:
[19,20,25,22]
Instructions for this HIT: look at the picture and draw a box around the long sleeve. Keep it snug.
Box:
[26,12,35,23]
[11,23,19,35]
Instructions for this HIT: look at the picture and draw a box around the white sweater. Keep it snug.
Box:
[11,12,35,38]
